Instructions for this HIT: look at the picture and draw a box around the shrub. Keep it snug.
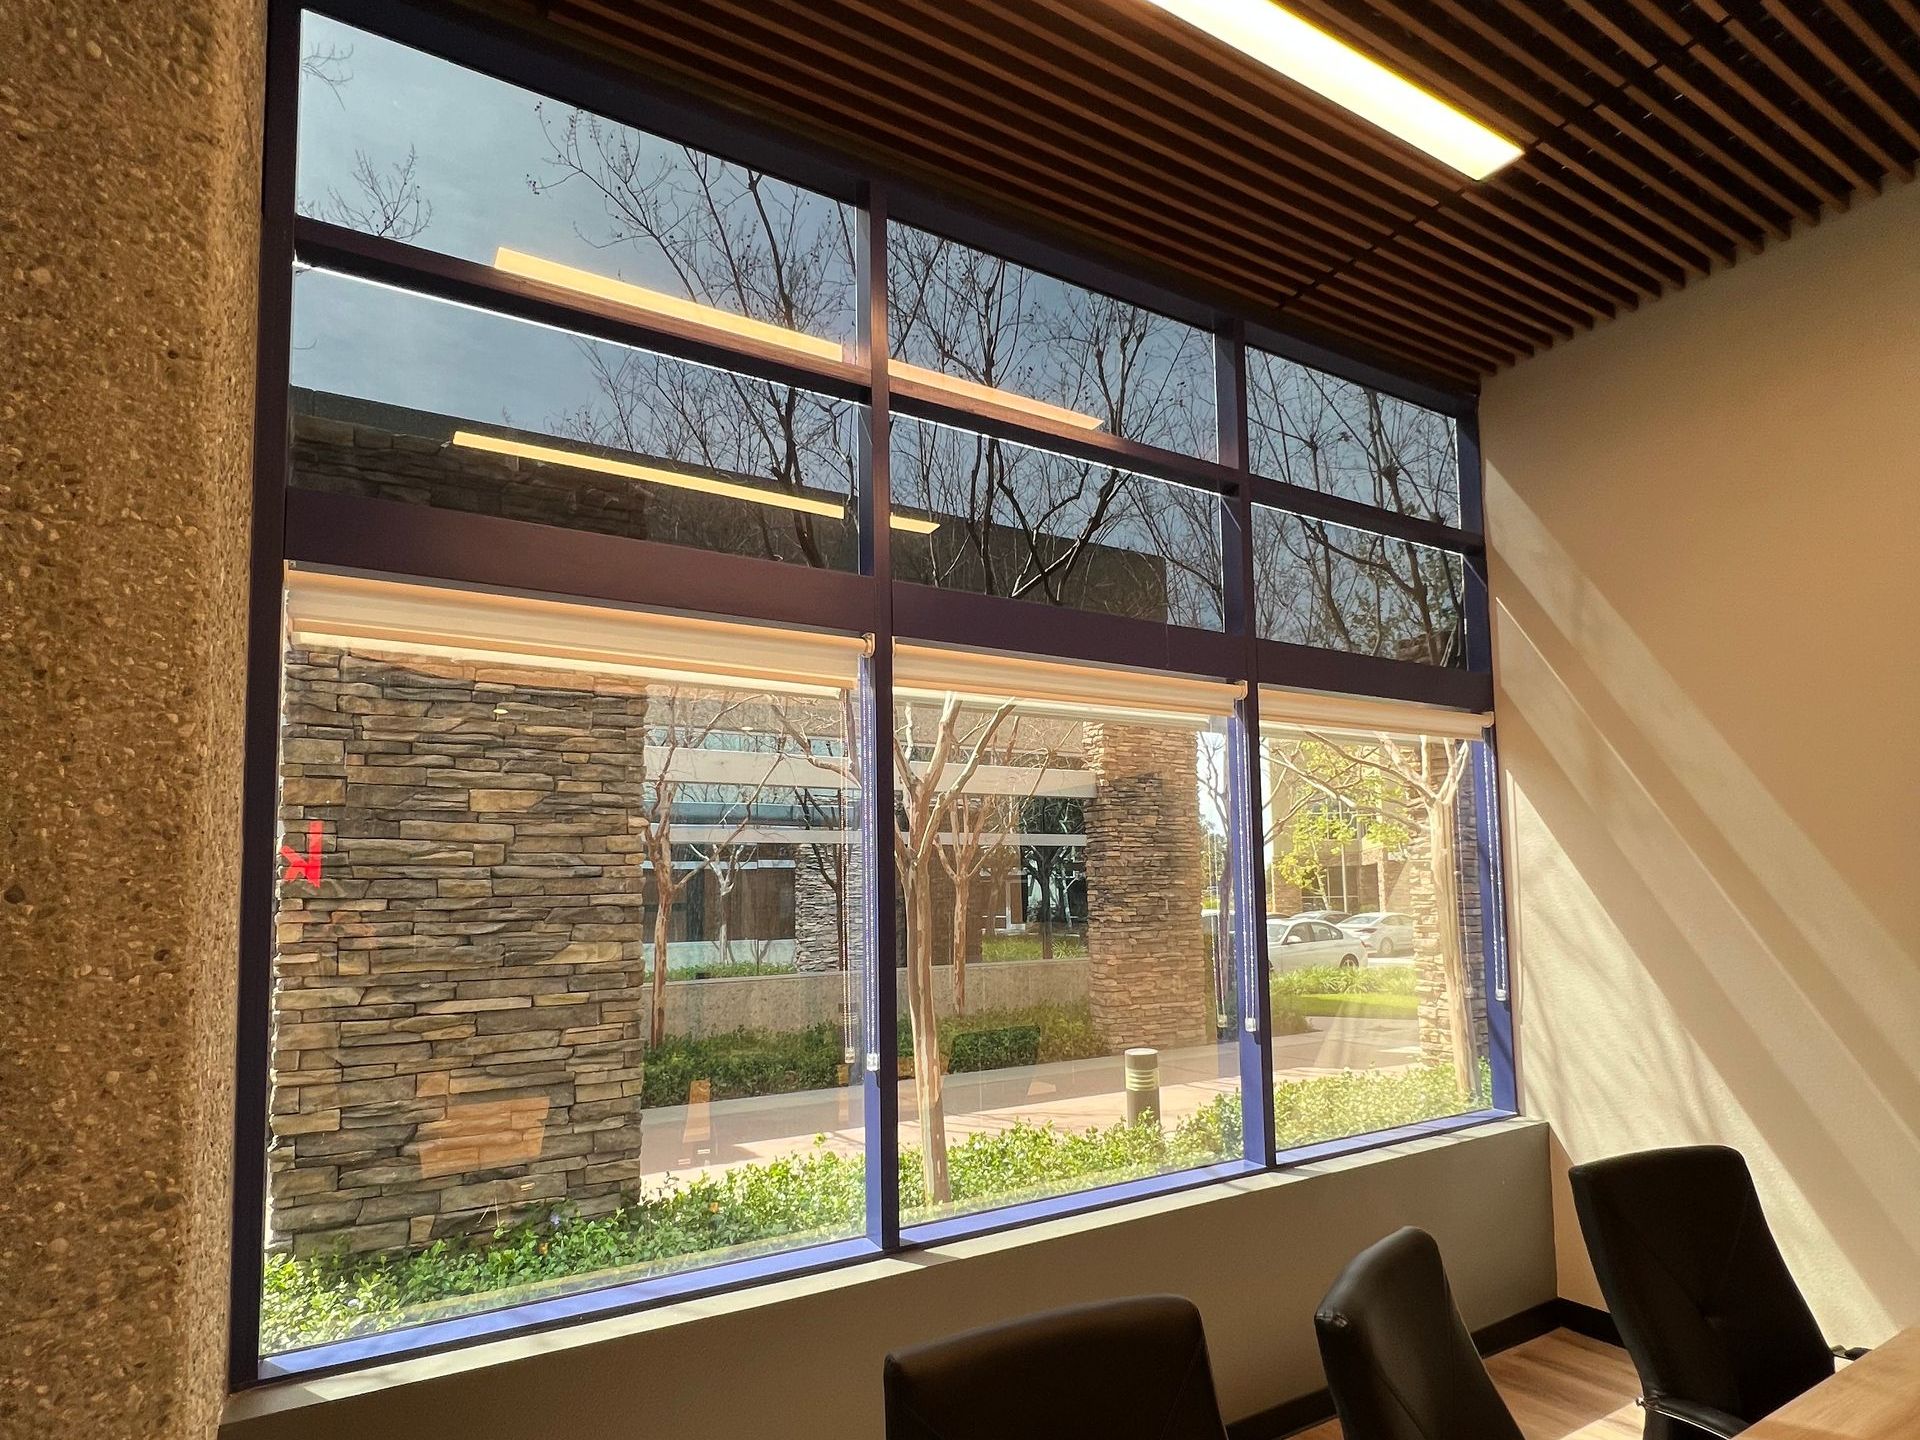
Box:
[1270,1005,1315,1036]
[264,1059,1491,1353]
[979,931,1089,963]
[949,1024,1042,1072]
[645,1002,1109,1107]
[1272,963,1417,997]
[641,1025,841,1107]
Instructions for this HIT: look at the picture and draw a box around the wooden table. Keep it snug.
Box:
[1747,1326,1920,1439]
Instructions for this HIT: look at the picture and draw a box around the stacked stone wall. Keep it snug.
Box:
[270,646,653,1254]
[1082,724,1210,1049]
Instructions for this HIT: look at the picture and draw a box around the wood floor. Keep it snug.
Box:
[1290,1330,1643,1440]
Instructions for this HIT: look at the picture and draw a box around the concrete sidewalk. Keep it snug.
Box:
[635,1014,1423,1186]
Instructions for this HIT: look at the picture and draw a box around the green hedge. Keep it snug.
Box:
[1272,963,1417,997]
[642,1003,1107,1108]
[263,1059,1490,1353]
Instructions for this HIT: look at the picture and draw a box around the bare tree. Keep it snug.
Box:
[310,147,434,242]
[1265,731,1476,1096]
[893,696,1016,1203]
[534,109,858,567]
[1249,361,1463,664]
[637,689,791,1048]
[932,730,1062,1013]
[1018,797,1084,960]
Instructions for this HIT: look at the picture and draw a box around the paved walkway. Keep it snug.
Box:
[636,1014,1423,1186]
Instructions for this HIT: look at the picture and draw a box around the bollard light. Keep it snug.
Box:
[1124,1046,1162,1129]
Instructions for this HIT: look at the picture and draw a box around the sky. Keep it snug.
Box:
[290,14,851,434]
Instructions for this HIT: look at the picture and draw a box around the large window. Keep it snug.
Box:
[1258,697,1496,1146]
[890,650,1242,1225]
[240,1,1505,1383]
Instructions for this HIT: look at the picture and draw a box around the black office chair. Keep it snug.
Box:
[883,1295,1230,1440]
[1315,1227,1524,1440]
[1570,1145,1865,1440]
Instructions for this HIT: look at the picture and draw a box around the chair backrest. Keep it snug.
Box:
[1315,1227,1524,1440]
[883,1295,1230,1440]
[1570,1146,1833,1433]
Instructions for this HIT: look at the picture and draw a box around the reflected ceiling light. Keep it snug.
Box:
[492,248,1105,432]
[887,361,1105,432]
[493,248,845,360]
[451,430,846,519]
[450,429,941,535]
[1138,0,1523,179]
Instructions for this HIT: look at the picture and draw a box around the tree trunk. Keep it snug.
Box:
[649,872,675,1050]
[1427,801,1476,1098]
[950,872,972,1014]
[905,857,950,1204]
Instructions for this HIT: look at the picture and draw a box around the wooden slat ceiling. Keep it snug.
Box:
[528,0,1920,390]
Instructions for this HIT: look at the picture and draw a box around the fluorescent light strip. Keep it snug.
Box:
[887,361,1105,431]
[450,429,939,534]
[492,248,1104,432]
[1140,0,1523,179]
[493,248,846,361]
[452,430,846,519]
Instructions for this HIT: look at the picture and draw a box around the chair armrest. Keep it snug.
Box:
[1638,1394,1748,1438]
[1832,1345,1871,1361]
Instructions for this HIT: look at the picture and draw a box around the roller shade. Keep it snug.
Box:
[284,568,866,692]
[895,641,1243,727]
[1258,684,1490,741]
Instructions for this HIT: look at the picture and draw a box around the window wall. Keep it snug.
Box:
[239,0,1506,1385]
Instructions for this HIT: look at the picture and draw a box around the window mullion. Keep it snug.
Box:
[856,182,903,1251]
[1215,320,1276,1169]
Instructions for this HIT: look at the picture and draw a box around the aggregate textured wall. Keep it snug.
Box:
[1,3,263,1436]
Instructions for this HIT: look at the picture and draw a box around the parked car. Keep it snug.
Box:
[1266,915,1368,970]
[1295,909,1351,926]
[1339,911,1416,956]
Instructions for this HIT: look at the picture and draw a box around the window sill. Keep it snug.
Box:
[228,1109,1529,1423]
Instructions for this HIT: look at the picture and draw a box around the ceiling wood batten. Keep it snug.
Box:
[538,0,1920,388]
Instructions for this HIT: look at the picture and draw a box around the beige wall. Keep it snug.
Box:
[1483,178,1920,1341]
[223,1120,1553,1440]
[3,3,262,1437]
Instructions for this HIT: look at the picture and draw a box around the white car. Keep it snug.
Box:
[1339,911,1417,957]
[1266,915,1368,970]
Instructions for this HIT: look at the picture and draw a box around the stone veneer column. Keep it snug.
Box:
[3,4,262,1436]
[1082,725,1209,1050]
[792,843,858,974]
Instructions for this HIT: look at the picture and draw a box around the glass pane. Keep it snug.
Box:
[888,223,1216,457]
[291,269,859,567]
[264,606,865,1354]
[1259,720,1491,1150]
[1253,507,1465,666]
[892,415,1224,629]
[893,680,1241,1225]
[1247,349,1461,526]
[296,14,856,350]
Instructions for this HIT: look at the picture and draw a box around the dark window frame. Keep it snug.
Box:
[233,0,1514,1389]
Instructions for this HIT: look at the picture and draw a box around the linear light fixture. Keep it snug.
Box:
[1139,0,1523,179]
[450,429,939,535]
[492,248,1105,432]
[452,430,846,518]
